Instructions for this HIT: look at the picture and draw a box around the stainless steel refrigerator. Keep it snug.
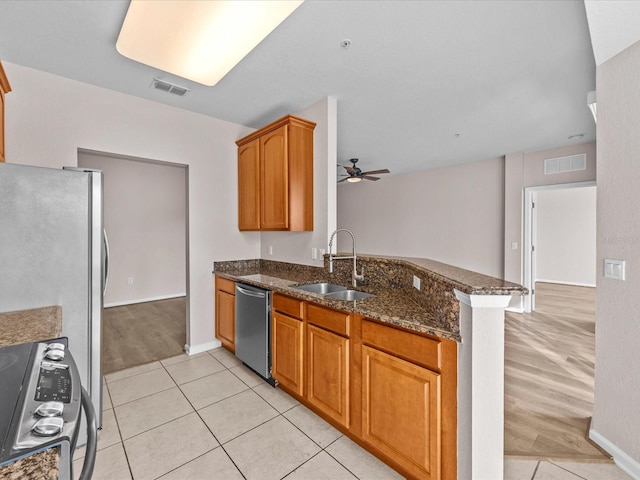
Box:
[0,162,106,442]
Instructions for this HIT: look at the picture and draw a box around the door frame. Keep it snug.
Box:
[522,181,596,313]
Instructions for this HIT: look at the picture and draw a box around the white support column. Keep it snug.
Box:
[455,290,512,480]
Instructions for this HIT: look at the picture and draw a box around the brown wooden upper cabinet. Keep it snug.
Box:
[236,115,316,231]
[0,60,12,163]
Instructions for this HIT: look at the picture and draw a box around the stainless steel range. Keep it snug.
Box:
[0,338,97,480]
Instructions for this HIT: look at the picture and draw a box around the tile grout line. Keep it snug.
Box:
[105,381,138,480]
[104,349,366,480]
[161,352,251,479]
[548,461,592,480]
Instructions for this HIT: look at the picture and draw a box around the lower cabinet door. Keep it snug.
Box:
[362,345,441,480]
[307,325,349,428]
[272,312,304,396]
[215,290,235,353]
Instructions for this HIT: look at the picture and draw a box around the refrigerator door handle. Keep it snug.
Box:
[103,229,110,296]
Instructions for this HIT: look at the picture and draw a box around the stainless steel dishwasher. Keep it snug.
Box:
[235,283,274,385]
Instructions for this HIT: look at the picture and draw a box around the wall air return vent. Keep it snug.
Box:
[150,78,190,97]
[544,154,587,175]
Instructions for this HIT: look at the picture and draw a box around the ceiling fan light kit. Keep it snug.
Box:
[338,158,390,183]
[116,0,304,86]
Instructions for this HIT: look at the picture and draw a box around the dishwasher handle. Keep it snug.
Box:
[236,284,268,299]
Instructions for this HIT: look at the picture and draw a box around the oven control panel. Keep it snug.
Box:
[35,363,72,403]
[10,340,82,452]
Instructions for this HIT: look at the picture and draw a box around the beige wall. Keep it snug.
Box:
[592,39,640,468]
[535,186,596,286]
[503,142,596,308]
[78,151,187,306]
[4,62,260,351]
[337,157,505,278]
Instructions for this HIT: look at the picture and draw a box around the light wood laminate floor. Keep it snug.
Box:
[102,297,186,374]
[504,282,608,461]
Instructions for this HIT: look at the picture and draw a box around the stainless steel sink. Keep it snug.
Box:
[293,282,374,301]
[324,290,374,301]
[294,282,348,295]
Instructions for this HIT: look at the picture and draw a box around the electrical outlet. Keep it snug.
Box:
[319,248,325,257]
[268,245,273,256]
[413,275,421,290]
[128,277,134,285]
[311,247,318,260]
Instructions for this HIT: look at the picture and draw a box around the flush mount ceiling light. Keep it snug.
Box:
[116,0,304,87]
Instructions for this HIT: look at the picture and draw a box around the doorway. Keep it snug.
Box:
[505,181,602,459]
[523,182,596,312]
[77,149,189,373]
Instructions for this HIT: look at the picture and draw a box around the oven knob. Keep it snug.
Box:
[46,343,66,352]
[32,417,64,437]
[44,349,65,361]
[35,401,64,417]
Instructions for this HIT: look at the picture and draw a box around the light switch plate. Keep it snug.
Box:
[604,259,625,280]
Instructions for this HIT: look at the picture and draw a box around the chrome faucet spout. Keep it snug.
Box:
[328,228,365,287]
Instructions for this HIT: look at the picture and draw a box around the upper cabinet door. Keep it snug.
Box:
[235,114,315,231]
[238,138,261,231]
[260,125,289,230]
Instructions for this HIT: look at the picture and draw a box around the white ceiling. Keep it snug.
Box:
[0,1,598,176]
[584,0,640,65]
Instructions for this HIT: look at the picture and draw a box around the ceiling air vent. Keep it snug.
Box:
[150,78,190,97]
[544,154,586,175]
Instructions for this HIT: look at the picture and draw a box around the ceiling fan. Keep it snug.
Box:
[338,158,390,183]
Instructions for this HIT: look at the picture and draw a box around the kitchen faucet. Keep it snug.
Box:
[328,228,365,287]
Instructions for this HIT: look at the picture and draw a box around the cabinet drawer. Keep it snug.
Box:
[307,304,350,337]
[215,276,236,295]
[362,319,442,371]
[273,294,304,319]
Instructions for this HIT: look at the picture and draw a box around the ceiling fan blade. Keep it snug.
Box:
[343,166,355,174]
[360,169,390,175]
[362,176,381,181]
[337,177,350,183]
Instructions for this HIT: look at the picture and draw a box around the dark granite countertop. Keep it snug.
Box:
[214,256,526,342]
[0,306,62,348]
[0,447,59,480]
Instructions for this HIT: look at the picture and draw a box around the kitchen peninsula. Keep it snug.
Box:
[214,254,526,480]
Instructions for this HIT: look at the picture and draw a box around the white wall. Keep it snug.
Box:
[260,97,337,266]
[4,62,260,351]
[78,151,187,306]
[337,157,505,278]
[535,186,596,286]
[591,39,640,474]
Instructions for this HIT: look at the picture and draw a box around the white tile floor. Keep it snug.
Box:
[73,347,633,480]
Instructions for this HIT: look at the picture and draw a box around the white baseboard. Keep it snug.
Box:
[104,293,186,308]
[535,279,596,288]
[589,427,640,479]
[185,340,221,355]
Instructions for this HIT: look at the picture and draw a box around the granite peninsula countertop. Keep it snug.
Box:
[214,255,526,342]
